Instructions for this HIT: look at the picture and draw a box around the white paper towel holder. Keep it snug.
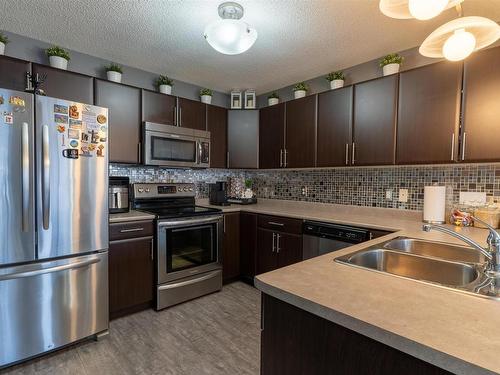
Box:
[423,185,446,224]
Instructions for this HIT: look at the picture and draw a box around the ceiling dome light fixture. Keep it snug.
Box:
[204,2,258,55]
[379,0,463,20]
[420,16,500,61]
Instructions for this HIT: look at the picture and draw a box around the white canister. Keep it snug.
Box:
[268,98,279,106]
[382,63,400,76]
[159,84,172,95]
[423,186,446,224]
[0,42,5,56]
[294,90,306,99]
[107,71,122,83]
[49,56,68,70]
[201,95,212,104]
[330,80,344,90]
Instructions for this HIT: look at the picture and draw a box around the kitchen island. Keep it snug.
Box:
[199,198,500,375]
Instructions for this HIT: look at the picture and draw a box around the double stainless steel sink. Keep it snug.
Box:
[335,237,498,299]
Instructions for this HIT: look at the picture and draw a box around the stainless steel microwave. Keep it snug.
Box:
[143,122,210,168]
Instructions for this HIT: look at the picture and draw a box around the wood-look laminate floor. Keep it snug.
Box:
[2,282,260,375]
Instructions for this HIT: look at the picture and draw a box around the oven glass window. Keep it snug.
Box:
[151,136,196,162]
[166,224,217,273]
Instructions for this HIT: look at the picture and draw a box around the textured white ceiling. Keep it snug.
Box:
[1,0,500,94]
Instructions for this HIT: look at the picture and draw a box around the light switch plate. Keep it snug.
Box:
[459,192,486,205]
[398,189,409,203]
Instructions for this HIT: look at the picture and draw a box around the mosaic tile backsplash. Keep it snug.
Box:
[110,163,500,211]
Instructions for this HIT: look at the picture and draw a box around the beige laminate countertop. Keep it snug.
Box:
[197,198,500,375]
[109,209,156,223]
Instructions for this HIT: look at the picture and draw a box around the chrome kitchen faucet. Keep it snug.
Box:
[423,216,500,292]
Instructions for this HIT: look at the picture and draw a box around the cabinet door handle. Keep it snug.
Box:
[223,216,226,233]
[284,149,288,167]
[450,133,455,161]
[461,132,467,161]
[138,142,142,163]
[268,221,284,227]
[173,106,177,125]
[272,232,276,252]
[227,151,230,168]
[150,239,154,261]
[120,227,144,233]
[345,143,349,165]
[351,142,356,165]
[179,107,182,127]
[280,149,283,168]
[276,234,281,254]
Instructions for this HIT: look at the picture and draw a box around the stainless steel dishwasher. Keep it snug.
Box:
[302,221,391,260]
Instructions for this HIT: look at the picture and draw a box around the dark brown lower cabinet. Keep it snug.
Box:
[109,221,154,319]
[240,212,258,283]
[222,212,240,283]
[257,225,302,275]
[261,294,452,375]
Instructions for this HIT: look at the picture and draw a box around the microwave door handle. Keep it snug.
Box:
[197,141,202,164]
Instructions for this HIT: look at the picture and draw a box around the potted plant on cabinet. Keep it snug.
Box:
[0,32,9,55]
[105,63,123,83]
[46,46,70,70]
[156,75,174,95]
[268,92,279,106]
[293,82,308,99]
[200,88,213,104]
[380,53,403,76]
[326,71,345,89]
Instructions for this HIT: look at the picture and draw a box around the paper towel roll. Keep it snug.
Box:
[423,186,446,224]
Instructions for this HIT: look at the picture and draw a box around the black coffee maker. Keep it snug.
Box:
[209,181,229,206]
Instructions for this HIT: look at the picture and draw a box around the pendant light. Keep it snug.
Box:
[379,0,463,20]
[204,2,258,55]
[420,16,500,61]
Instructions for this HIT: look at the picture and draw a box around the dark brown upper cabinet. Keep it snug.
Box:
[207,104,227,168]
[462,46,500,162]
[259,103,285,169]
[33,64,94,104]
[353,75,398,166]
[94,79,141,164]
[142,89,176,126]
[0,55,30,92]
[178,97,206,130]
[317,86,353,167]
[285,95,317,168]
[397,62,462,164]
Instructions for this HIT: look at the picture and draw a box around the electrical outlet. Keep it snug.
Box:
[301,186,309,197]
[385,190,392,200]
[398,189,409,203]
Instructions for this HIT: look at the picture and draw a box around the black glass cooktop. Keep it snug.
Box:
[138,206,221,219]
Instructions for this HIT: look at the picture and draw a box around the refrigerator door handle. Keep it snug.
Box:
[42,125,50,230]
[21,122,30,232]
[0,257,101,281]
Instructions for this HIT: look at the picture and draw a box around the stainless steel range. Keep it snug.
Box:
[132,183,223,310]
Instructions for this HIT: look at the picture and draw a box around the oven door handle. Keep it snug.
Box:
[158,215,222,228]
[158,270,221,290]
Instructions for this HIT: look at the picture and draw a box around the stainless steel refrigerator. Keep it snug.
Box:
[0,89,109,368]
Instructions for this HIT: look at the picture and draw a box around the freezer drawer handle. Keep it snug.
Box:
[42,125,50,230]
[21,122,30,232]
[0,257,100,281]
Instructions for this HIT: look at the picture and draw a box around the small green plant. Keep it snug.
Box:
[200,88,213,96]
[0,32,9,45]
[268,92,279,99]
[293,82,308,92]
[380,53,403,67]
[326,71,345,81]
[244,179,253,189]
[46,46,70,60]
[105,63,123,74]
[156,75,173,87]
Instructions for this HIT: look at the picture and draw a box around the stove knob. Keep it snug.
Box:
[145,188,150,193]
[189,188,193,192]
[138,188,144,193]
